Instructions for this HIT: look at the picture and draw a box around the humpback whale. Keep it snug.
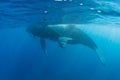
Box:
[26,24,105,64]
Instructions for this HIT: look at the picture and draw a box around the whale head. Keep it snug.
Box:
[26,24,46,37]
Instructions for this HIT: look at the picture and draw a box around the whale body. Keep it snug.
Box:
[26,24,105,64]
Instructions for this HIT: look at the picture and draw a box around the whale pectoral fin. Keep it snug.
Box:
[40,38,47,55]
[58,37,72,48]
[95,48,105,65]
[58,41,67,48]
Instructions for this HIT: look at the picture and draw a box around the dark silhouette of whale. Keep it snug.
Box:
[26,24,105,64]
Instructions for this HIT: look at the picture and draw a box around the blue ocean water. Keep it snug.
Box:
[0,0,120,80]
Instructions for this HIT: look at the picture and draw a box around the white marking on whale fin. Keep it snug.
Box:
[58,37,73,48]
[95,48,105,65]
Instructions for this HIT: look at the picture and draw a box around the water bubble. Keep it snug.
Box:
[80,3,83,6]
[90,8,95,10]
[97,10,102,13]
[44,11,48,14]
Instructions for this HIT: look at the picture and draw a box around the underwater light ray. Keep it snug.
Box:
[77,24,120,44]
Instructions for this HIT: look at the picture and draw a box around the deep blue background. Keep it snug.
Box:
[0,0,120,80]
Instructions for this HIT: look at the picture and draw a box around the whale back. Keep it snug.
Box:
[49,24,97,49]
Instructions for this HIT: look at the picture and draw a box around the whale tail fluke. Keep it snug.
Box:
[95,48,105,65]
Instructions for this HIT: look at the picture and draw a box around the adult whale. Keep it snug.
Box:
[26,24,105,64]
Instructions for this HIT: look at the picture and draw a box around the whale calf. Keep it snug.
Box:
[26,24,105,64]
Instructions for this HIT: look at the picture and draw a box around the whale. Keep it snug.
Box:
[26,24,105,64]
